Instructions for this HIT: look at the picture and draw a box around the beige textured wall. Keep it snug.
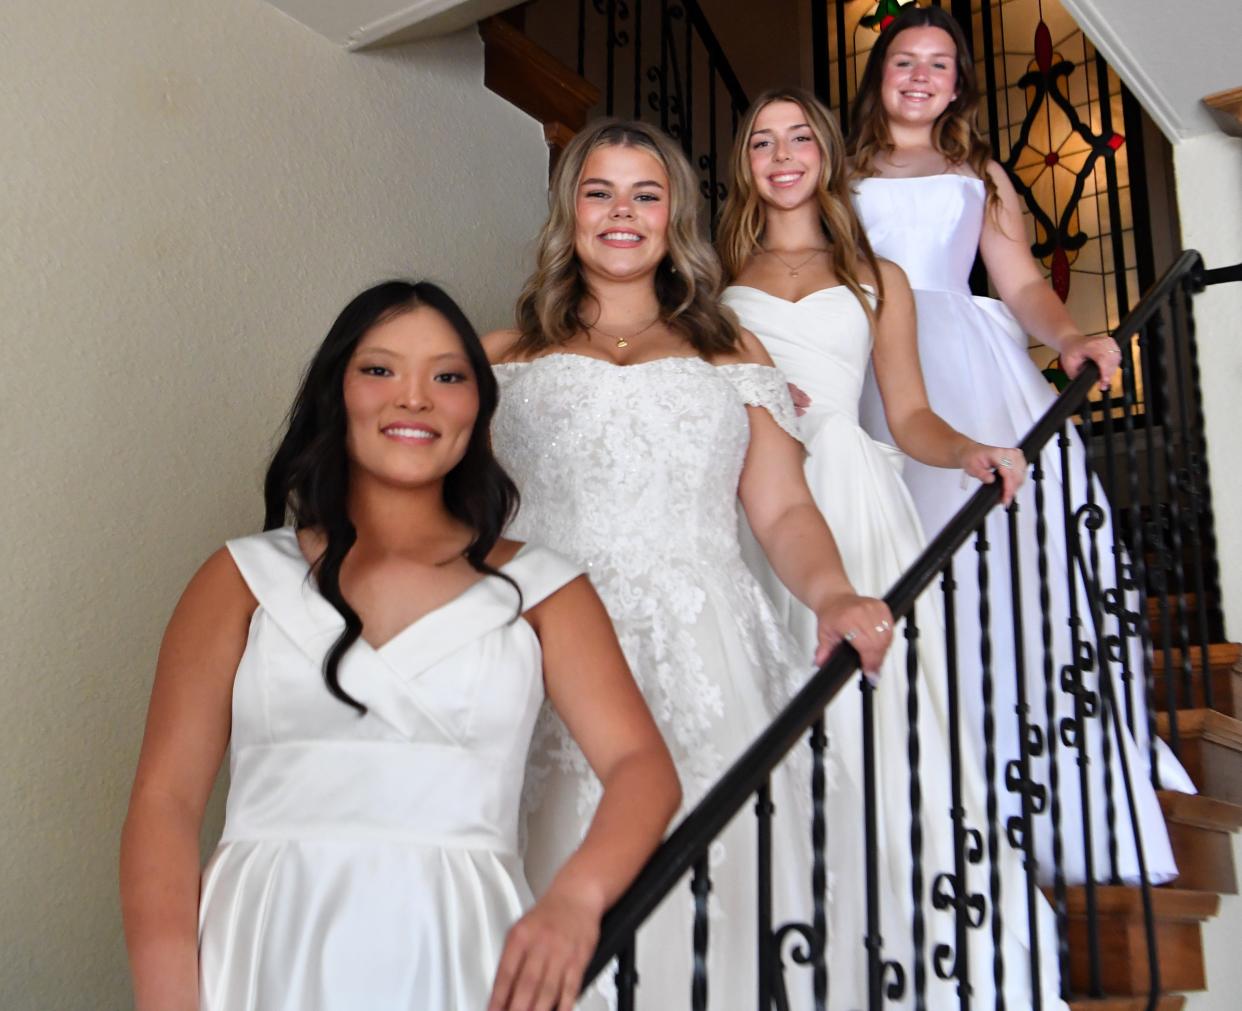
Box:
[0,1,548,1007]
[1175,130,1242,1011]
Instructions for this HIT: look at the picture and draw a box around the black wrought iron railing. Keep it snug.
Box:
[575,253,1235,1007]
[525,0,749,222]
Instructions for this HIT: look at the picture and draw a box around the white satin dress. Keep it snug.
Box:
[852,173,1193,888]
[724,283,1066,1008]
[197,527,582,1011]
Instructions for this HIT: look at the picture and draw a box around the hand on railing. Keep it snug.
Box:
[814,592,894,674]
[957,442,1027,505]
[1059,332,1123,389]
[488,886,603,1011]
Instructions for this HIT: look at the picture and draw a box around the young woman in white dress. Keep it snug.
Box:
[845,4,1194,887]
[120,281,680,1011]
[483,120,895,1008]
[719,86,1073,1009]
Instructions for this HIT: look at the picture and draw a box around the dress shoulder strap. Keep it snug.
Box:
[225,527,308,602]
[503,543,586,612]
[715,363,803,444]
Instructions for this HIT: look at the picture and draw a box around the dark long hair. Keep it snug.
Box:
[846,4,999,212]
[263,281,520,713]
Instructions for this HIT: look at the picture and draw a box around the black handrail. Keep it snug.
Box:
[581,248,1224,994]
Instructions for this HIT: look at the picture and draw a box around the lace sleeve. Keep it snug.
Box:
[715,363,803,444]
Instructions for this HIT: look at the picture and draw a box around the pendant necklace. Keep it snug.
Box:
[765,247,827,278]
[586,314,661,349]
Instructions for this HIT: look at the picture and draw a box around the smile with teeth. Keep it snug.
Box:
[383,425,437,442]
[600,230,643,243]
[902,90,932,100]
[770,172,804,186]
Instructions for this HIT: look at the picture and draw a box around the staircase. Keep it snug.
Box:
[472,3,1242,1007]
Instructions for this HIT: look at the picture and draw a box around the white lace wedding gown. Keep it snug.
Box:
[494,354,832,1008]
[852,173,1193,888]
[725,284,1065,1009]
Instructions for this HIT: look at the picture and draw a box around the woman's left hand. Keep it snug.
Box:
[958,443,1027,505]
[488,887,602,1011]
[788,382,812,417]
[815,593,895,675]
[1060,333,1123,389]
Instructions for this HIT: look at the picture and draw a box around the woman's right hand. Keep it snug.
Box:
[814,592,895,675]
[488,886,603,1011]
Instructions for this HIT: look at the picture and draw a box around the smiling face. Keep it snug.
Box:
[747,100,824,211]
[573,143,671,284]
[880,25,959,127]
[342,306,479,492]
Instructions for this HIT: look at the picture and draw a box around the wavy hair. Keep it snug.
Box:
[263,281,520,713]
[717,87,884,329]
[846,5,999,212]
[512,119,741,357]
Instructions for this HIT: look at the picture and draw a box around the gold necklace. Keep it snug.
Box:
[586,314,662,349]
[764,247,827,278]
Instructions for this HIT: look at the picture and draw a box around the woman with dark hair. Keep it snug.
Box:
[120,281,679,1011]
[846,4,1192,887]
[485,120,894,1008]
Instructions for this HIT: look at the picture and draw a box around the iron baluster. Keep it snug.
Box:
[811,720,829,1008]
[1032,455,1070,993]
[974,521,1006,1009]
[691,854,711,1010]
[1058,424,1102,994]
[577,0,587,76]
[1003,502,1044,1011]
[632,0,642,118]
[756,782,775,1009]
[904,611,928,1010]
[616,937,637,1011]
[605,0,616,115]
[834,0,848,135]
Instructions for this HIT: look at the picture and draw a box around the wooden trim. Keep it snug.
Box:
[1159,790,1242,832]
[1203,86,1242,138]
[480,16,599,134]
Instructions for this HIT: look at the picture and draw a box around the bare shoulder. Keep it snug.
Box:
[481,328,522,364]
[522,571,602,633]
[184,546,257,617]
[983,160,1019,197]
[159,545,257,667]
[875,258,912,293]
[719,327,776,368]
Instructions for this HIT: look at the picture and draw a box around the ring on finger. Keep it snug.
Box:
[843,629,859,643]
[876,619,891,633]
[998,457,1014,469]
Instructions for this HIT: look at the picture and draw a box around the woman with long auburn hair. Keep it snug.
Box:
[845,2,1193,890]
[719,86,1074,1009]
[120,281,680,1011]
[484,119,894,1007]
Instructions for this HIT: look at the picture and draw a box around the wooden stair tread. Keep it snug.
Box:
[1157,708,1242,748]
[1158,789,1242,831]
[1055,885,1218,921]
[1151,642,1241,673]
[1069,997,1186,1011]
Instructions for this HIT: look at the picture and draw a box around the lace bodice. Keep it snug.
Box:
[493,354,798,569]
[492,353,806,810]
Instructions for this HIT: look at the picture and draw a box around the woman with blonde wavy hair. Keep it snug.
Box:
[483,118,893,1008]
[846,3,1193,891]
[719,87,1072,1010]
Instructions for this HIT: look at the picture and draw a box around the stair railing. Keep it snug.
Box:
[575,250,1235,1007]
[535,0,749,223]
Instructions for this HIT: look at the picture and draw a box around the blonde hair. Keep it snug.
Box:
[717,87,884,329]
[512,120,741,358]
[846,5,999,213]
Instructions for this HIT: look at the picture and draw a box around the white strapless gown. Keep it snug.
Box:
[852,173,1193,889]
[197,529,582,1010]
[725,283,1066,1009]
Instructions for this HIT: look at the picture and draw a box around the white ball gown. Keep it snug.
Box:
[724,283,1066,1008]
[197,528,582,1011]
[852,173,1194,889]
[493,354,824,1008]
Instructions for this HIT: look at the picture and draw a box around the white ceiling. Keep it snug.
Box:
[1064,0,1240,140]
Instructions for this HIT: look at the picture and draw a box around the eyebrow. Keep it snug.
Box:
[750,123,811,137]
[580,177,666,189]
[891,49,955,58]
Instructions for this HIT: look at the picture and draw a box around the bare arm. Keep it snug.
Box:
[489,576,679,1011]
[872,260,1025,504]
[731,332,894,671]
[120,549,253,1011]
[979,162,1120,387]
